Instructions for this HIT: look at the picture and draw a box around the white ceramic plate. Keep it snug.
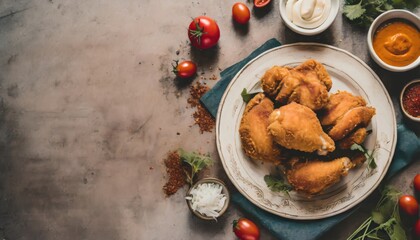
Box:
[216,43,396,220]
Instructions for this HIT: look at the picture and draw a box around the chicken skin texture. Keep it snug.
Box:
[268,102,335,155]
[321,91,376,141]
[328,106,376,141]
[320,91,367,126]
[260,59,332,111]
[338,127,368,149]
[239,93,283,164]
[286,157,354,195]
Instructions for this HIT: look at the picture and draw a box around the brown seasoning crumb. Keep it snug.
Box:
[187,82,216,133]
[163,151,187,196]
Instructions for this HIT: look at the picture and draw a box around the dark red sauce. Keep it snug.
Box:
[402,82,420,118]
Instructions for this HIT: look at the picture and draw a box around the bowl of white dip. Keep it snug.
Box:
[279,0,339,35]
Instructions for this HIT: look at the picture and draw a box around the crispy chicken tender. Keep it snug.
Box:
[239,93,283,164]
[268,102,335,155]
[320,91,367,126]
[328,106,376,141]
[321,91,376,142]
[260,59,332,111]
[338,127,368,149]
[286,157,354,195]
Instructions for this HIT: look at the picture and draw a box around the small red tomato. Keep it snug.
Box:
[414,219,420,238]
[188,16,220,50]
[172,60,197,79]
[254,0,271,8]
[233,218,260,240]
[414,174,420,193]
[232,3,250,24]
[399,195,419,216]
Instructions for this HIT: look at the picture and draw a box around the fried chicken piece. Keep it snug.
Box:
[260,66,293,99]
[286,157,354,195]
[268,102,335,155]
[260,59,332,111]
[328,106,376,141]
[338,127,368,149]
[239,93,283,164]
[320,91,367,126]
[293,59,332,91]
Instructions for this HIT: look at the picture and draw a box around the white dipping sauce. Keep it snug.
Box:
[286,0,331,29]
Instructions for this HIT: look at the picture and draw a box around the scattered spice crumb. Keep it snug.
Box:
[176,50,180,55]
[149,167,154,170]
[177,132,180,135]
[187,82,215,133]
[163,151,188,196]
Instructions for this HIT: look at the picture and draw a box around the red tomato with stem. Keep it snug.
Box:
[233,218,260,240]
[232,3,250,24]
[414,219,420,238]
[172,60,197,79]
[414,174,420,193]
[188,16,220,50]
[254,0,271,8]
[399,195,419,216]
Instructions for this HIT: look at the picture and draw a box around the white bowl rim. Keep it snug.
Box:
[367,9,420,72]
[400,79,420,122]
[279,0,339,36]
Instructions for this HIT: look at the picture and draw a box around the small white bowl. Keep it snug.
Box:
[186,177,230,220]
[400,79,420,122]
[279,0,339,36]
[367,10,420,72]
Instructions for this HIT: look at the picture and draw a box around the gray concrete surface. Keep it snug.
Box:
[0,1,419,239]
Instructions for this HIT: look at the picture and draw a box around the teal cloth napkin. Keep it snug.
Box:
[200,38,420,240]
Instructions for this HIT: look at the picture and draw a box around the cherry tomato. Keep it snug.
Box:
[232,3,250,24]
[414,219,420,239]
[172,60,197,79]
[414,174,420,193]
[254,0,271,8]
[233,218,260,240]
[399,195,419,217]
[188,16,220,50]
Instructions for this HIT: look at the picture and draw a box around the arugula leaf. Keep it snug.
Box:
[241,88,259,103]
[264,175,293,196]
[179,149,213,185]
[343,1,366,20]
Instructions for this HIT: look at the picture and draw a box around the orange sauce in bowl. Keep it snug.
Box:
[373,20,420,67]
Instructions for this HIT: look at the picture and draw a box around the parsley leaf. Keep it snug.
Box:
[344,0,420,26]
[179,149,213,186]
[343,1,366,20]
[264,175,293,196]
[348,186,405,240]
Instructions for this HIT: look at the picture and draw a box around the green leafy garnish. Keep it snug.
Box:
[351,143,377,170]
[179,149,213,186]
[343,0,420,27]
[241,88,259,103]
[347,186,404,240]
[343,1,366,20]
[264,175,293,196]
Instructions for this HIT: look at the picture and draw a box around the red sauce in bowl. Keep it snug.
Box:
[402,82,420,118]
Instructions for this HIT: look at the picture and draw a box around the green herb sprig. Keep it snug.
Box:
[343,0,420,27]
[347,186,405,240]
[179,149,213,186]
[241,88,259,103]
[264,175,293,197]
[351,143,377,171]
